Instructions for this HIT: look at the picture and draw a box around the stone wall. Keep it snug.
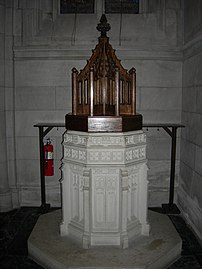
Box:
[178,0,202,242]
[13,0,183,207]
[0,0,183,208]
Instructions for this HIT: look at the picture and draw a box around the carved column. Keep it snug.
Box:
[82,169,91,248]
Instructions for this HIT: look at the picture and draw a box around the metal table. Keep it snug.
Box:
[34,122,184,213]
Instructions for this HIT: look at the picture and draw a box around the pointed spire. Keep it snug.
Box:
[96,14,111,37]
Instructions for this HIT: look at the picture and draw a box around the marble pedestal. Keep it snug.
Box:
[60,130,150,249]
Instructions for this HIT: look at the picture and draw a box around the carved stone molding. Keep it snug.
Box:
[63,131,147,165]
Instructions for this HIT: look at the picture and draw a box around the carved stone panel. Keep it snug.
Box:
[92,168,119,232]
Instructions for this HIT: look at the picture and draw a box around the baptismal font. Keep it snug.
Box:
[60,14,150,249]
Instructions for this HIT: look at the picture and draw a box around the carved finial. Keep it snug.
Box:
[96,14,111,37]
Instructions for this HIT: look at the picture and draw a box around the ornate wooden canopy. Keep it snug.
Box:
[66,14,142,132]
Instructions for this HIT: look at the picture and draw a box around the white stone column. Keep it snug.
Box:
[82,169,91,249]
[121,169,129,248]
[60,163,71,236]
[138,163,150,235]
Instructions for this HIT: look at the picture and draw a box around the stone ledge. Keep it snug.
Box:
[28,210,181,269]
[13,47,182,61]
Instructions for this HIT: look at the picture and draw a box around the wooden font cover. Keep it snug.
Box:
[66,14,142,132]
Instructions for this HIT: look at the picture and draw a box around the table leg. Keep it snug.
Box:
[162,127,180,214]
[39,126,50,212]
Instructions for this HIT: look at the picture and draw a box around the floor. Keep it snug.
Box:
[0,207,202,269]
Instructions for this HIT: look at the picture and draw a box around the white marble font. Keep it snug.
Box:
[60,130,150,248]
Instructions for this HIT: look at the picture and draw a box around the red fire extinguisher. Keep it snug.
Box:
[44,138,54,176]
